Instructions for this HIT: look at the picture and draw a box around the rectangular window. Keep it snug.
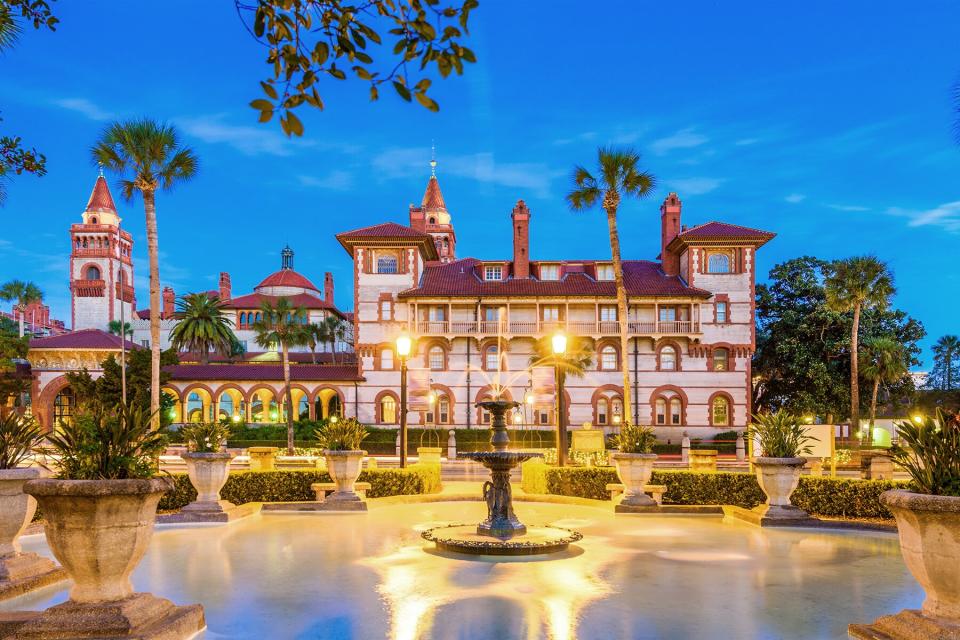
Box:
[658,307,676,322]
[376,254,399,274]
[716,302,728,323]
[538,408,550,425]
[540,264,559,280]
[381,348,394,370]
[596,264,614,281]
[484,265,503,281]
[380,299,393,320]
[425,410,435,424]
[427,306,446,321]
[140,340,150,348]
[483,307,500,321]
[599,305,617,322]
[541,305,560,321]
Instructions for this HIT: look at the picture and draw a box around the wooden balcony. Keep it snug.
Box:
[115,283,135,303]
[411,319,701,338]
[71,279,105,297]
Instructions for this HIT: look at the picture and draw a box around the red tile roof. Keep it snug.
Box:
[674,221,775,243]
[336,222,440,260]
[223,292,338,312]
[164,363,362,382]
[421,176,446,210]
[86,176,117,213]
[29,328,139,350]
[398,258,711,298]
[176,351,355,365]
[255,269,319,292]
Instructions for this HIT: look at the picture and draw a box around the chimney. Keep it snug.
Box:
[409,204,426,232]
[162,287,175,318]
[324,272,334,303]
[660,193,682,276]
[511,200,531,279]
[219,272,231,302]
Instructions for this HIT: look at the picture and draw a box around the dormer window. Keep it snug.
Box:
[376,252,399,274]
[484,265,503,281]
[540,264,559,281]
[596,264,614,281]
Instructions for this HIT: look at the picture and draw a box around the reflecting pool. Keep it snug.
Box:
[1,501,920,639]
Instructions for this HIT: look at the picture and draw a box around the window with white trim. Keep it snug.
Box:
[376,253,399,274]
[712,348,729,372]
[712,396,729,426]
[599,305,617,322]
[428,346,444,370]
[600,346,617,370]
[596,264,614,281]
[484,265,503,281]
[381,348,394,370]
[715,301,728,323]
[707,253,731,274]
[540,264,559,280]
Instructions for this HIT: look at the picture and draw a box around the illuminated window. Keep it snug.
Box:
[53,387,75,427]
[716,301,728,323]
[381,348,394,370]
[708,253,731,274]
[540,264,559,280]
[380,396,397,423]
[428,346,444,370]
[596,264,614,281]
[484,265,503,281]
[600,346,617,370]
[712,396,729,426]
[713,348,729,372]
[660,346,677,371]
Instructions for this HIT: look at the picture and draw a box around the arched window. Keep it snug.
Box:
[438,395,450,423]
[484,345,500,371]
[600,345,617,370]
[655,398,666,425]
[597,398,609,425]
[239,312,246,327]
[659,346,678,371]
[712,348,729,372]
[381,348,394,370]
[428,216,436,224]
[251,393,264,421]
[90,216,98,224]
[712,396,730,426]
[428,346,445,370]
[86,265,101,280]
[377,254,398,274]
[611,398,623,424]
[479,397,492,424]
[670,398,682,425]
[708,253,731,274]
[54,387,75,427]
[380,396,397,424]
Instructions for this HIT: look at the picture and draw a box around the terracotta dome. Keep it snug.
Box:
[255,269,319,293]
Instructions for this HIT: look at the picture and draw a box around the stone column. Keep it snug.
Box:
[736,432,745,461]
[447,429,457,460]
[681,432,690,464]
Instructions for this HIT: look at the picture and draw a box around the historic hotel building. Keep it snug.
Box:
[27,170,773,438]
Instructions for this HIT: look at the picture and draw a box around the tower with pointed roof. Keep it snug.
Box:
[69,173,135,331]
[408,158,456,263]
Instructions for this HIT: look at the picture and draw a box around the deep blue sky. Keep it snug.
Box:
[1,2,958,367]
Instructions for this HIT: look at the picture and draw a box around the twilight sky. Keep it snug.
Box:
[0,1,958,367]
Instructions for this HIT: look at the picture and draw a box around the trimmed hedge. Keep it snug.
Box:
[537,466,905,519]
[157,468,430,511]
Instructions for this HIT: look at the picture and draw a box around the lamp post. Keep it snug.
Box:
[396,331,412,468]
[552,330,568,467]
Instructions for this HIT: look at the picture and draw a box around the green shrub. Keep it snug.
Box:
[521,458,548,494]
[179,422,233,453]
[887,410,960,497]
[408,462,441,493]
[748,410,816,457]
[157,468,430,511]
[613,424,656,454]
[314,417,368,451]
[541,466,904,518]
[0,412,42,469]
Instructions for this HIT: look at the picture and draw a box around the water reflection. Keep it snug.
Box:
[2,502,922,640]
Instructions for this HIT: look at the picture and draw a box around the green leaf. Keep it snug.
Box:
[415,92,439,112]
[286,111,304,137]
[260,81,278,100]
[258,110,274,123]
[250,99,274,111]
[393,80,412,101]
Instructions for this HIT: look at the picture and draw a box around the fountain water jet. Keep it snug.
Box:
[421,399,582,556]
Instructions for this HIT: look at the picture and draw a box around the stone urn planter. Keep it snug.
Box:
[180,451,236,517]
[323,450,366,502]
[12,478,205,639]
[0,467,65,599]
[611,453,658,507]
[850,491,960,638]
[752,457,808,519]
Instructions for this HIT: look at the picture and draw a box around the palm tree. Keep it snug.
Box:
[321,315,349,363]
[92,119,198,429]
[566,147,655,423]
[824,256,895,433]
[168,293,237,365]
[933,335,960,390]
[860,336,907,443]
[0,280,43,337]
[108,320,133,338]
[530,335,594,466]
[252,298,307,454]
[302,322,328,364]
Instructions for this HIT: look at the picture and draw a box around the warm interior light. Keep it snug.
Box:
[525,392,534,405]
[330,415,339,424]
[396,332,412,357]
[552,331,567,355]
[613,414,622,425]
[232,414,241,423]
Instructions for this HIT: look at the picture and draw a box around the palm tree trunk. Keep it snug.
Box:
[868,377,880,445]
[144,189,161,430]
[309,344,316,365]
[282,342,294,454]
[850,303,861,439]
[605,205,634,422]
[17,304,24,338]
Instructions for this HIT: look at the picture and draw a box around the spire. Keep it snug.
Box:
[430,141,437,177]
[421,176,446,211]
[85,174,117,214]
[281,245,294,270]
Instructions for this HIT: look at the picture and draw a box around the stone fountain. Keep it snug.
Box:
[421,399,582,556]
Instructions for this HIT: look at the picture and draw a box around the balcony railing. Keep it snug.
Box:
[71,279,105,297]
[409,319,701,337]
[115,283,135,303]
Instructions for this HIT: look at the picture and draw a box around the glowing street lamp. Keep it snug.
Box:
[396,331,413,468]
[552,331,569,467]
[912,414,924,425]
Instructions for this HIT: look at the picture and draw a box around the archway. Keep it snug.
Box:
[314,387,344,420]
[53,386,75,428]
[185,388,213,423]
[215,386,245,422]
[163,387,183,423]
[249,388,278,423]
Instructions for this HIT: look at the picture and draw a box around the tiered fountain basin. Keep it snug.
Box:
[420,400,583,556]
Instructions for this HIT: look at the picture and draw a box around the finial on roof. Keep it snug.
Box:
[430,140,437,177]
[98,162,104,178]
[281,245,294,270]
